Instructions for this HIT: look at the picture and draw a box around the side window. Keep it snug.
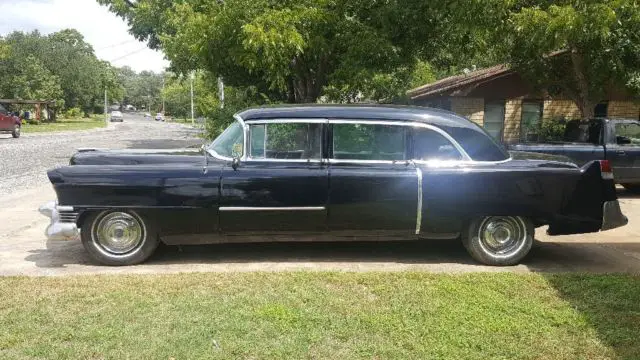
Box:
[615,122,640,146]
[249,123,322,159]
[412,128,462,161]
[332,123,406,161]
[0,104,7,114]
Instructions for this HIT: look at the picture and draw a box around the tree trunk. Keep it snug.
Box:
[569,48,595,119]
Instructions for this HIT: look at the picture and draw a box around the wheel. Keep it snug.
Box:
[81,210,158,266]
[622,184,640,193]
[462,216,534,266]
[11,124,20,138]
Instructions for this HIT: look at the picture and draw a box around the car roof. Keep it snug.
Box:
[236,104,477,129]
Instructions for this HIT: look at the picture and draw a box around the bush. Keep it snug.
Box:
[64,107,83,118]
[538,117,569,142]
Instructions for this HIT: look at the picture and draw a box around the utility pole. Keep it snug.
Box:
[162,76,165,114]
[218,76,224,109]
[190,71,195,126]
[104,87,108,123]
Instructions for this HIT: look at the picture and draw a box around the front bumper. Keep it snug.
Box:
[601,200,628,231]
[38,201,80,241]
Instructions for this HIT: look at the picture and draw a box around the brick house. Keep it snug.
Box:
[407,64,640,143]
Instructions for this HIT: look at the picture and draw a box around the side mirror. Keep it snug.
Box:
[617,136,632,145]
[231,157,240,170]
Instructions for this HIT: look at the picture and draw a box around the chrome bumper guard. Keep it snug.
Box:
[38,201,80,241]
[601,200,628,231]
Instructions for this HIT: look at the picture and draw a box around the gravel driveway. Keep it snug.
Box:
[0,115,639,276]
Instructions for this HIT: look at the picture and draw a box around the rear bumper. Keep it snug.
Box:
[601,200,628,231]
[38,200,80,241]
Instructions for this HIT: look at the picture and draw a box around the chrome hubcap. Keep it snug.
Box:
[94,212,144,254]
[478,216,527,255]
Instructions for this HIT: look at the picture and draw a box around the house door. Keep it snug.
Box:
[484,101,505,141]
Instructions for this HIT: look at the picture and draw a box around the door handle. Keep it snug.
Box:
[616,150,626,156]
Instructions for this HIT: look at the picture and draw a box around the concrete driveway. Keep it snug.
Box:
[0,116,638,275]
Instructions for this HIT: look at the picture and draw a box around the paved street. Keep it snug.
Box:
[0,116,639,276]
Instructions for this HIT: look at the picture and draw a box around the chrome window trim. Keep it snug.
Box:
[328,119,472,162]
[328,159,409,165]
[220,206,326,211]
[415,167,423,235]
[245,118,326,162]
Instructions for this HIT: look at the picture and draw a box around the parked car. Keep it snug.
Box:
[0,104,21,138]
[155,112,164,121]
[110,110,124,122]
[509,118,640,191]
[39,105,627,266]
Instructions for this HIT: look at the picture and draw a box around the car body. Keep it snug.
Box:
[40,105,627,266]
[510,118,640,191]
[110,110,124,122]
[0,104,21,138]
[155,113,164,121]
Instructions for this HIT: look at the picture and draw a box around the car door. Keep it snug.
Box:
[0,104,10,130]
[219,120,329,234]
[327,121,419,238]
[607,120,640,183]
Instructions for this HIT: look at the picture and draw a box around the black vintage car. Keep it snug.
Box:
[40,105,627,266]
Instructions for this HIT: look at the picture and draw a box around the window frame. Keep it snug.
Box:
[483,100,506,142]
[245,118,327,163]
[520,100,544,142]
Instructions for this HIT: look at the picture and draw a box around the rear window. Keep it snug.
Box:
[446,127,510,161]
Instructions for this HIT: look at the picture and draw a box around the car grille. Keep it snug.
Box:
[58,211,79,224]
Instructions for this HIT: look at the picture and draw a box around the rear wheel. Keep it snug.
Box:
[462,216,533,266]
[11,124,20,138]
[81,210,158,266]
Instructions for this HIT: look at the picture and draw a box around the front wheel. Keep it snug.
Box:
[81,210,158,266]
[462,216,534,266]
[11,124,20,138]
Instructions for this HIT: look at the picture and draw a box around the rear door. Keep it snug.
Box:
[219,120,329,234]
[327,121,419,238]
[607,120,640,183]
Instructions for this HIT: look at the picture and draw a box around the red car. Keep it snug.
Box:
[0,104,21,138]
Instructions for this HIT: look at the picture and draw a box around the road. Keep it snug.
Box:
[0,114,639,276]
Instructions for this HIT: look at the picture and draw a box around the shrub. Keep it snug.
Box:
[64,107,83,118]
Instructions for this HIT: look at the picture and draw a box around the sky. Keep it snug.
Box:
[0,0,169,73]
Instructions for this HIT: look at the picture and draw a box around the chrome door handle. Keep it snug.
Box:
[617,150,626,155]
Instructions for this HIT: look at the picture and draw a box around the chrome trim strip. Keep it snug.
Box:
[219,206,326,211]
[328,159,408,165]
[245,118,328,124]
[246,158,323,163]
[416,167,423,235]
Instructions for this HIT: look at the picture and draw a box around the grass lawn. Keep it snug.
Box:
[0,272,638,359]
[21,117,106,133]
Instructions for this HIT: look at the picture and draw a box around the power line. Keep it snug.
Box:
[96,39,138,51]
[107,47,148,63]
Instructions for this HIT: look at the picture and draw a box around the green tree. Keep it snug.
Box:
[498,0,640,119]
[97,0,472,104]
[12,55,63,102]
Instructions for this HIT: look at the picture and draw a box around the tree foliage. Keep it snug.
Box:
[0,30,124,114]
[97,0,483,104]
[498,0,640,118]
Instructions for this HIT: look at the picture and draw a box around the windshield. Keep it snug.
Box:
[208,121,244,159]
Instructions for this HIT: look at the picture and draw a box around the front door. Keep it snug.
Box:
[327,122,419,237]
[608,120,640,183]
[219,121,328,234]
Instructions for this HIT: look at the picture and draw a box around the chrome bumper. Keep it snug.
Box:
[38,201,80,240]
[601,200,628,231]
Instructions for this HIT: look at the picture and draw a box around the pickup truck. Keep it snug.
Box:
[0,103,21,138]
[509,118,640,191]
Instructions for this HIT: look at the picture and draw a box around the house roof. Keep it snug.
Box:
[407,64,514,100]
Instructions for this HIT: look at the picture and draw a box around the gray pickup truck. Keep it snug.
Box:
[509,118,640,191]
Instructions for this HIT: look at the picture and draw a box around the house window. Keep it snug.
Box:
[425,98,451,111]
[594,102,608,118]
[520,101,543,142]
[484,100,505,141]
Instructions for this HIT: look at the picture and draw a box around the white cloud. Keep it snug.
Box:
[0,0,170,73]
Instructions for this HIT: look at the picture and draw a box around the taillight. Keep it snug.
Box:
[600,160,614,180]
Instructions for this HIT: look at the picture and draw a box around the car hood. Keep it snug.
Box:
[508,150,576,164]
[69,148,206,166]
